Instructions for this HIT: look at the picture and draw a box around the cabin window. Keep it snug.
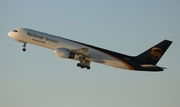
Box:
[13,30,18,32]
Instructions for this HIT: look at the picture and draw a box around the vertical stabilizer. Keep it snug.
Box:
[137,40,172,65]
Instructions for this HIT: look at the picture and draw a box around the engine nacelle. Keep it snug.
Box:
[54,48,75,59]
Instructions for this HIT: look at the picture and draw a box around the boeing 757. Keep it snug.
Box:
[8,28,172,71]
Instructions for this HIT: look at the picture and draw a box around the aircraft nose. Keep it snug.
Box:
[8,31,15,38]
[8,32,12,37]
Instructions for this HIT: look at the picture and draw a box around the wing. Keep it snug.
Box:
[70,48,105,63]
[70,48,89,58]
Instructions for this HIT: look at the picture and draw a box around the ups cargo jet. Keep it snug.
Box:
[8,28,172,71]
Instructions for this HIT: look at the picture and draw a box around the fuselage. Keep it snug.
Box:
[8,28,132,70]
[8,28,172,71]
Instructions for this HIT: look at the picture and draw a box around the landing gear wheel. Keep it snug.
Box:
[80,65,85,68]
[86,66,90,70]
[77,63,81,67]
[22,48,26,51]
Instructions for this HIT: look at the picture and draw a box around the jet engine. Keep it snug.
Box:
[54,48,75,59]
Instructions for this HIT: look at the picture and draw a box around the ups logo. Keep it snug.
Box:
[151,47,163,60]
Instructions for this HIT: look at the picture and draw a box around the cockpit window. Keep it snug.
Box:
[13,30,18,32]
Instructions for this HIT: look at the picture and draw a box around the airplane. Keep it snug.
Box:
[8,28,172,71]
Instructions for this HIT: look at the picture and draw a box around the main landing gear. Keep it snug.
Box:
[77,63,91,70]
[77,56,91,70]
[22,42,27,51]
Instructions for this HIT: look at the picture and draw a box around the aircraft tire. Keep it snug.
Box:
[86,66,90,70]
[22,48,26,51]
[77,63,81,67]
[81,65,85,68]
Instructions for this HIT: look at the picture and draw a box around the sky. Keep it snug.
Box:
[0,0,180,107]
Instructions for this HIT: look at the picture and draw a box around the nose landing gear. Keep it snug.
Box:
[22,42,27,51]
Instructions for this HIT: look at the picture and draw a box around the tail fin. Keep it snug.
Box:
[137,40,172,65]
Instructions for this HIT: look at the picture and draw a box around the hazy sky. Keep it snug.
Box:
[1,0,180,107]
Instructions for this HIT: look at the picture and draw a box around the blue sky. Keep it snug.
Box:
[1,0,180,107]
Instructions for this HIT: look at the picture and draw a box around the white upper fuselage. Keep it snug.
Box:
[8,28,133,70]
